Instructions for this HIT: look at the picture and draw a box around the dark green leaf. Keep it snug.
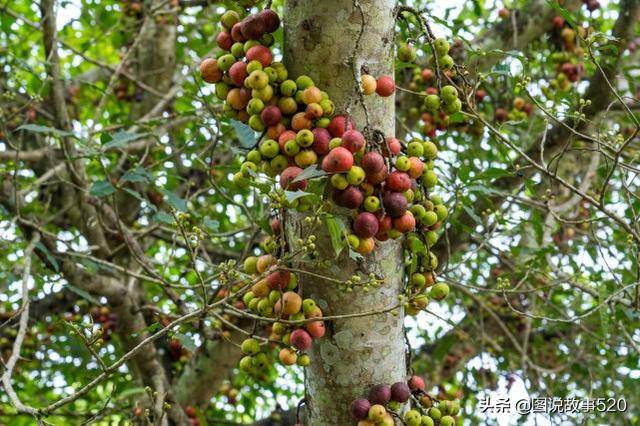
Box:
[90,180,116,197]
[230,119,258,149]
[292,164,327,183]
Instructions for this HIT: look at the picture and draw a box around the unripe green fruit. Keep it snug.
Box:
[398,43,417,62]
[289,312,305,323]
[413,294,429,309]
[443,98,462,114]
[281,80,297,96]
[246,60,263,73]
[330,174,349,190]
[297,354,311,366]
[271,62,288,81]
[387,401,401,411]
[244,256,258,273]
[440,416,455,426]
[411,204,427,218]
[347,234,360,249]
[243,40,260,53]
[252,352,269,369]
[220,10,240,30]
[272,322,286,335]
[428,407,441,420]
[217,54,235,71]
[396,155,411,171]
[404,409,422,426]
[295,75,314,90]
[239,355,255,373]
[264,67,278,83]
[329,137,342,149]
[260,33,274,47]
[259,139,279,158]
[257,299,273,316]
[407,141,424,157]
[248,114,265,131]
[347,166,365,185]
[403,189,414,203]
[421,210,438,227]
[421,415,435,426]
[368,405,387,422]
[284,140,300,156]
[425,230,438,247]
[440,85,458,104]
[247,70,269,90]
[388,229,403,239]
[430,282,449,300]
[270,155,288,174]
[233,172,249,188]
[278,97,298,115]
[434,38,450,57]
[364,196,381,212]
[248,297,260,312]
[240,161,257,177]
[247,98,265,115]
[411,273,426,287]
[423,252,438,270]
[261,161,276,177]
[302,299,317,315]
[422,170,438,188]
[215,83,229,100]
[231,42,245,58]
[424,94,441,113]
[243,291,256,306]
[241,338,261,355]
[430,194,443,205]
[296,129,314,147]
[422,141,438,160]
[320,99,335,116]
[317,117,330,128]
[434,204,448,221]
[439,54,454,70]
[252,85,274,102]
[268,290,282,304]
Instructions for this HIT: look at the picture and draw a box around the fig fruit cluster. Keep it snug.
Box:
[350,377,462,426]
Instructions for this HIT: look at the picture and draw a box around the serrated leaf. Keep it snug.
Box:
[16,124,76,138]
[102,131,147,150]
[230,119,258,149]
[325,216,345,256]
[161,189,187,212]
[90,180,116,197]
[174,333,197,352]
[292,164,327,183]
[65,284,101,305]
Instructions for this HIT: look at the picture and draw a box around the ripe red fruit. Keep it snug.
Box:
[350,398,371,420]
[498,8,510,19]
[366,165,388,185]
[408,375,425,391]
[278,130,297,150]
[377,215,392,236]
[386,171,411,192]
[333,186,363,209]
[306,320,326,338]
[327,115,356,138]
[408,157,424,179]
[552,15,565,28]
[495,108,508,122]
[375,75,395,97]
[311,128,331,155]
[261,105,282,127]
[241,14,266,40]
[216,32,233,50]
[368,384,391,405]
[270,217,281,234]
[231,23,245,42]
[353,212,379,238]
[280,166,307,191]
[290,329,313,350]
[321,147,354,173]
[421,68,434,81]
[382,192,408,218]
[246,45,273,67]
[361,151,385,174]
[393,212,416,233]
[266,269,291,290]
[258,9,281,33]
[390,382,411,403]
[425,87,439,95]
[229,61,248,86]
[385,137,402,156]
[184,406,197,418]
[475,89,486,101]
[341,130,365,153]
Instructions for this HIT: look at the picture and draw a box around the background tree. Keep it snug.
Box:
[0,0,638,425]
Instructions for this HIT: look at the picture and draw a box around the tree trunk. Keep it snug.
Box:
[284,1,403,425]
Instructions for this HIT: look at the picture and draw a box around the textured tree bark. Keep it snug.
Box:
[284,1,404,425]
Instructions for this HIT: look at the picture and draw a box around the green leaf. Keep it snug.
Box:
[121,166,153,183]
[284,190,311,203]
[547,0,579,28]
[16,124,76,138]
[90,180,116,197]
[102,131,147,150]
[161,189,187,211]
[152,211,174,224]
[230,119,258,149]
[448,112,465,123]
[325,215,345,256]
[461,204,483,225]
[65,284,101,305]
[116,387,146,400]
[292,164,327,183]
[174,333,197,352]
[474,167,512,180]
[35,242,58,272]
